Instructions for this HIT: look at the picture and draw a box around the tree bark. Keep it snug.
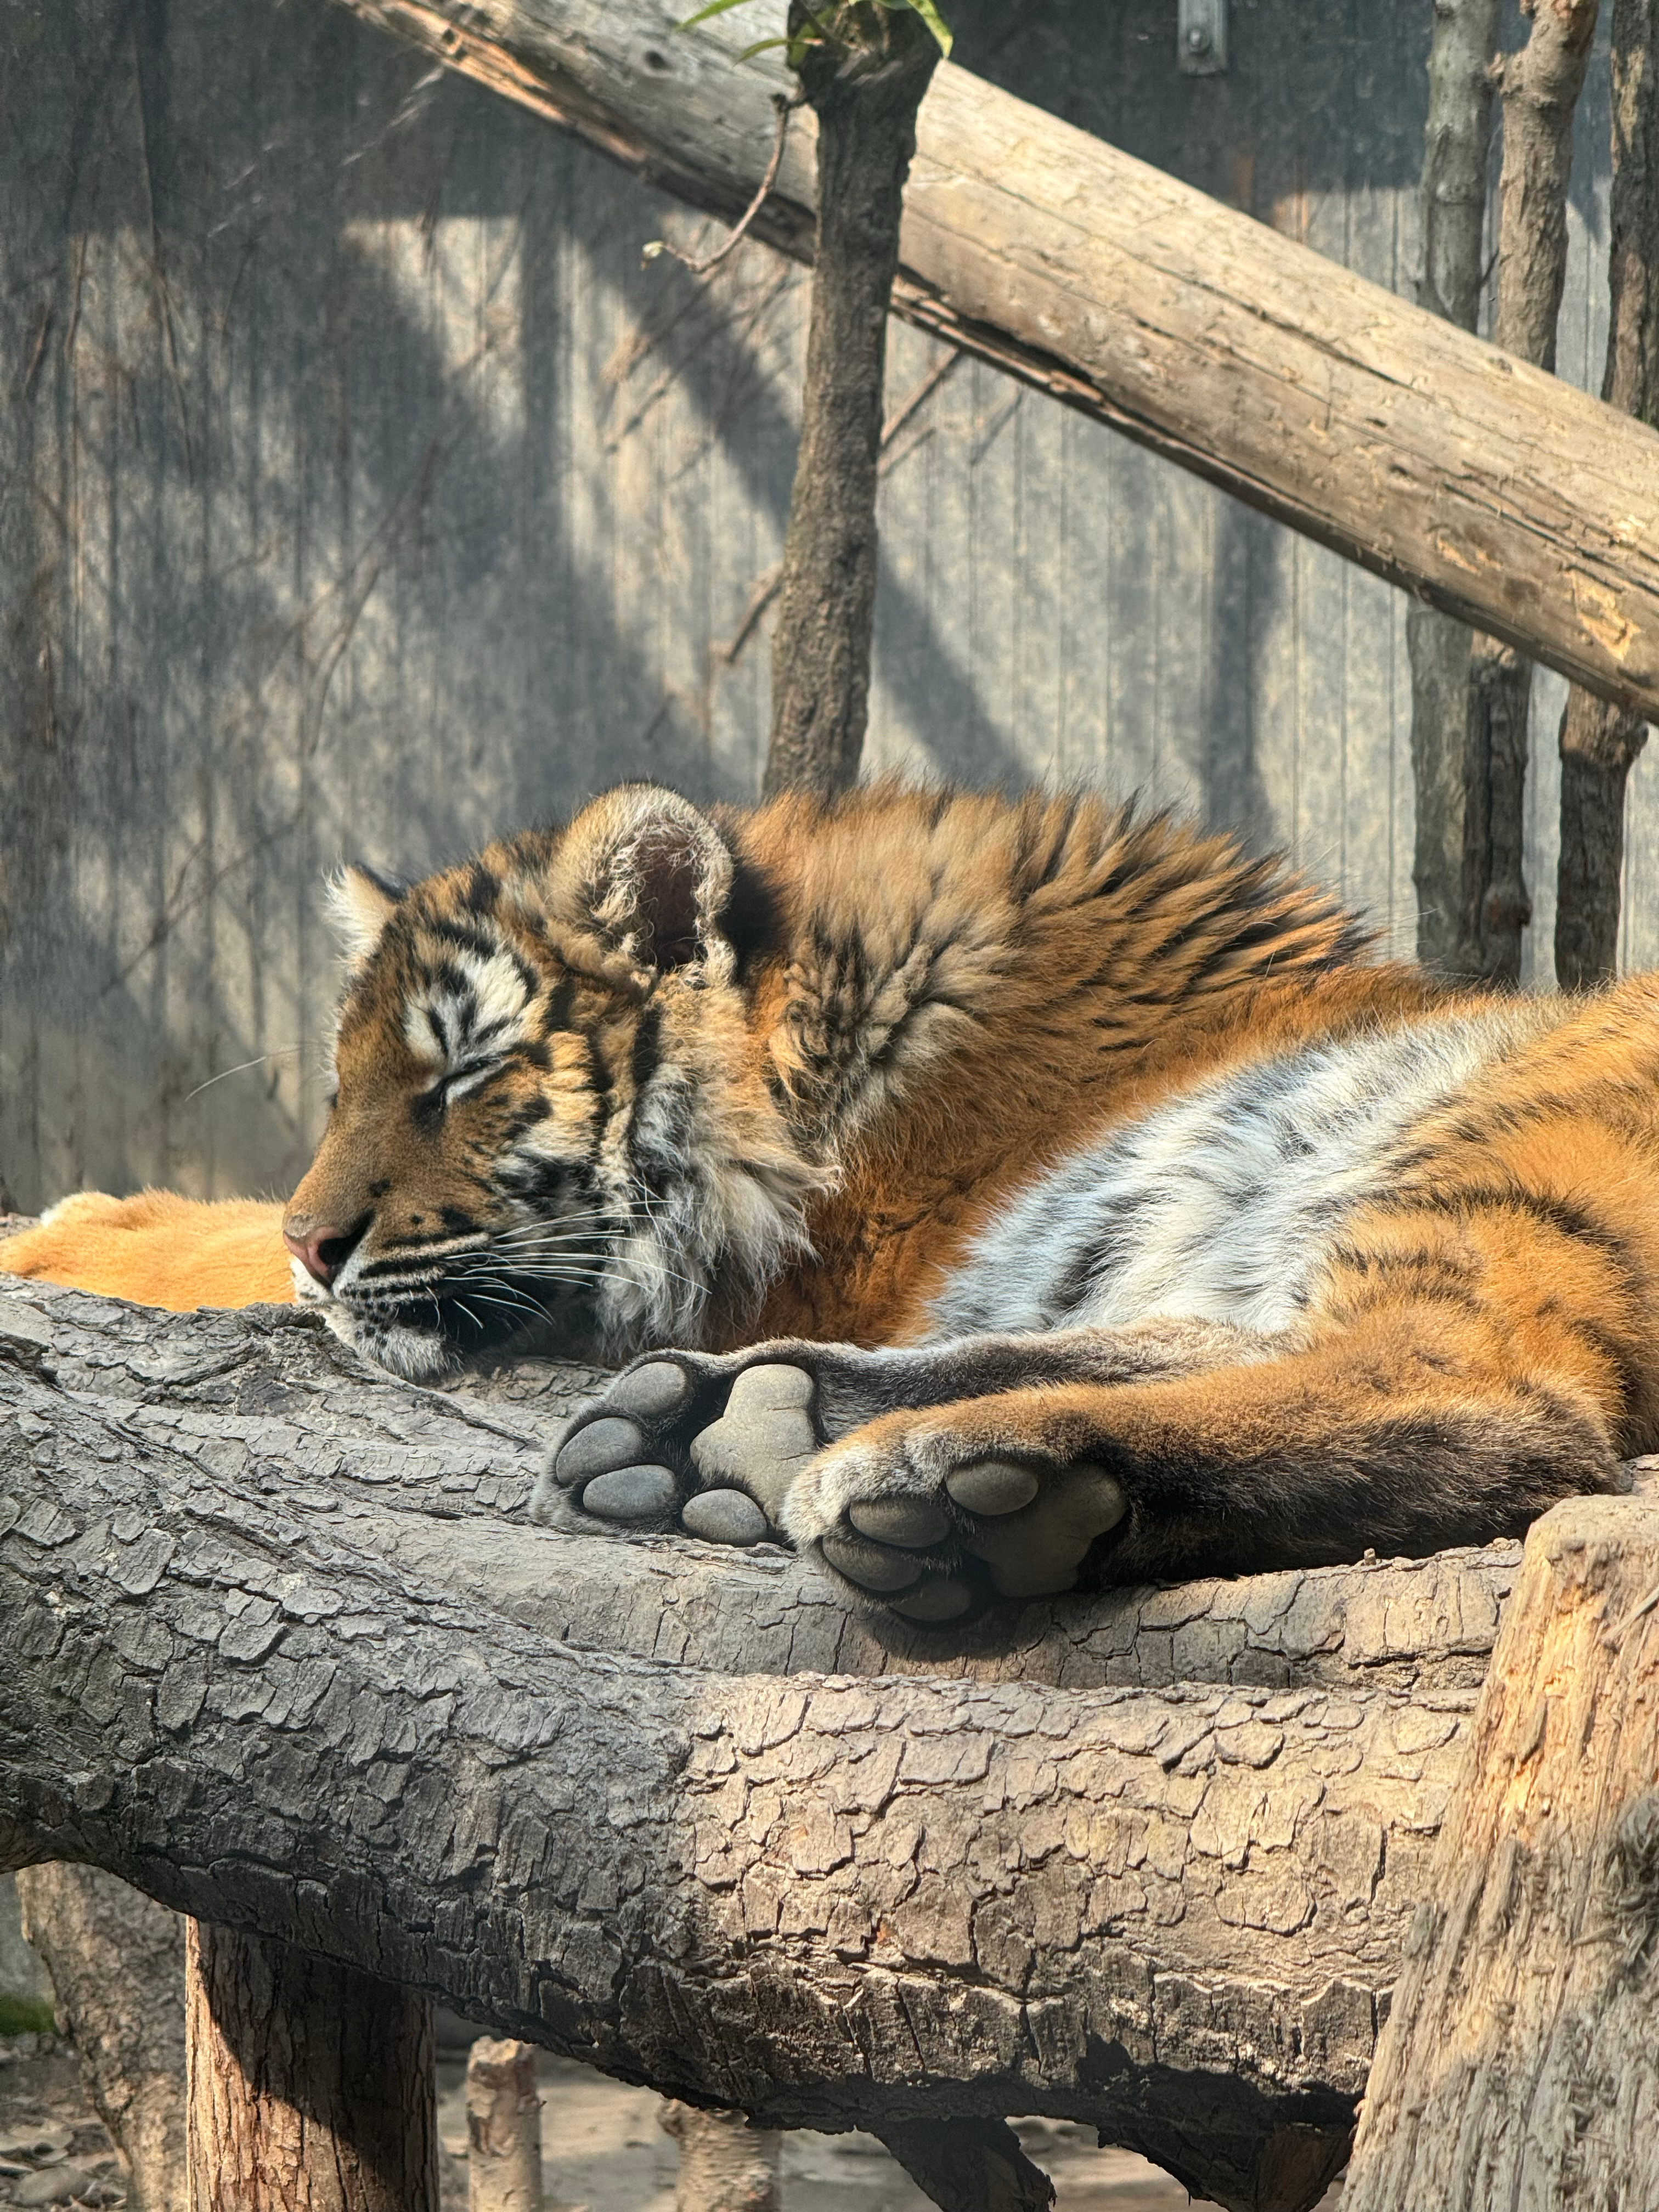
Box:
[661,2103,781,2212]
[185,1920,438,2212]
[318,0,1659,724]
[1556,0,1659,988]
[15,1864,187,2212]
[0,1282,1570,2212]
[1409,0,1500,973]
[467,2039,544,2212]
[763,5,939,800]
[1457,0,1601,983]
[1342,1493,1659,2209]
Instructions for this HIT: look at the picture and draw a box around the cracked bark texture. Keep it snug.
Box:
[1556,0,1659,988]
[185,1918,438,2212]
[1343,1494,1659,2209]
[15,1861,187,2212]
[0,1280,1625,2211]
[1409,0,1500,973]
[322,0,1659,724]
[763,3,939,800]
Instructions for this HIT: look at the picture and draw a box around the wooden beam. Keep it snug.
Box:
[0,1281,1533,2212]
[320,0,1659,722]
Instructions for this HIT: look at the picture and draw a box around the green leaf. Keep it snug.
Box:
[736,33,789,57]
[896,0,952,54]
[676,0,759,28]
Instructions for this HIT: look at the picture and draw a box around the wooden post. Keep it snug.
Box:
[1458,0,1602,983]
[661,2104,781,2212]
[763,1,940,799]
[185,1920,438,2212]
[1342,1493,1659,2209]
[1407,0,1499,973]
[466,2039,544,2212]
[1555,0,1659,989]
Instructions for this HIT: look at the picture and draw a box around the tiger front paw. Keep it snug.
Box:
[534,1349,1131,1626]
[779,1416,1128,1622]
[532,1347,825,1547]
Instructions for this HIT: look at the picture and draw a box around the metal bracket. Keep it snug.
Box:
[1177,0,1228,74]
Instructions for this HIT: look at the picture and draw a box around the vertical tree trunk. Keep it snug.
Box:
[661,2104,782,2212]
[1556,0,1659,988]
[185,1920,438,2212]
[763,2,940,798]
[466,2039,544,2212]
[1341,1495,1659,2209]
[1460,0,1601,983]
[16,1866,187,2212]
[1408,0,1500,972]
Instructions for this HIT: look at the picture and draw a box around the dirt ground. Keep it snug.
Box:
[0,2029,1344,2210]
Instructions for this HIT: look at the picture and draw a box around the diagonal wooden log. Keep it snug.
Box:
[0,1277,1635,2211]
[313,0,1659,723]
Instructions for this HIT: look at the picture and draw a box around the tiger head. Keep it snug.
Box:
[282,786,819,1379]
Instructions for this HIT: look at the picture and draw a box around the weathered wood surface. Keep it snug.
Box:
[1407,0,1501,974]
[1556,0,1659,989]
[184,1919,439,2212]
[761,3,939,800]
[1342,1493,1659,2210]
[0,1278,1560,2211]
[323,0,1659,724]
[15,1862,187,2212]
[466,2038,546,2212]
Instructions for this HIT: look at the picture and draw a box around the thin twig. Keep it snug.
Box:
[644,92,798,276]
[716,563,783,667]
[21,302,52,400]
[878,343,962,449]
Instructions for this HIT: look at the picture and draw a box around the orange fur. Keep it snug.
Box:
[0,1191,293,1311]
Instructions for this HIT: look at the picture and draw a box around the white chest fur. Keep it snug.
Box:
[926,1005,1541,1342]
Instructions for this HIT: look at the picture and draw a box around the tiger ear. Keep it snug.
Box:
[556,786,733,974]
[325,863,404,969]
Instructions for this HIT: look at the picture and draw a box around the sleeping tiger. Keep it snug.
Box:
[3,779,1648,1621]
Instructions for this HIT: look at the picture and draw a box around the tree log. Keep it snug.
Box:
[1408,0,1500,973]
[15,1863,187,2212]
[0,1278,1615,2212]
[316,0,1659,725]
[661,2102,779,2212]
[1556,0,1659,989]
[1457,0,1602,984]
[763,4,939,800]
[467,2038,544,2212]
[184,1920,438,2212]
[1342,1493,1659,2208]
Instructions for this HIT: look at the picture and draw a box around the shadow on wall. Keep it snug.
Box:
[0,0,1609,1208]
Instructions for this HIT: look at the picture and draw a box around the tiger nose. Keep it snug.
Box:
[283,1216,366,1287]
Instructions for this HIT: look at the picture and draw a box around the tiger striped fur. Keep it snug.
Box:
[3,780,1645,1618]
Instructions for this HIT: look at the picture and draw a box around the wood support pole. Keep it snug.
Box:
[16,1863,187,2212]
[1342,1494,1659,2209]
[1458,0,1602,984]
[1408,0,1499,973]
[763,3,938,799]
[185,1920,438,2212]
[661,2104,781,2212]
[466,2039,544,2212]
[1556,0,1659,987]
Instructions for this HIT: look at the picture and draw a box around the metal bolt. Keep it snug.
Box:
[1186,24,1212,52]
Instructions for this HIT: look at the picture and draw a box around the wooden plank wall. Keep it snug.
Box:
[0,0,1635,1212]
